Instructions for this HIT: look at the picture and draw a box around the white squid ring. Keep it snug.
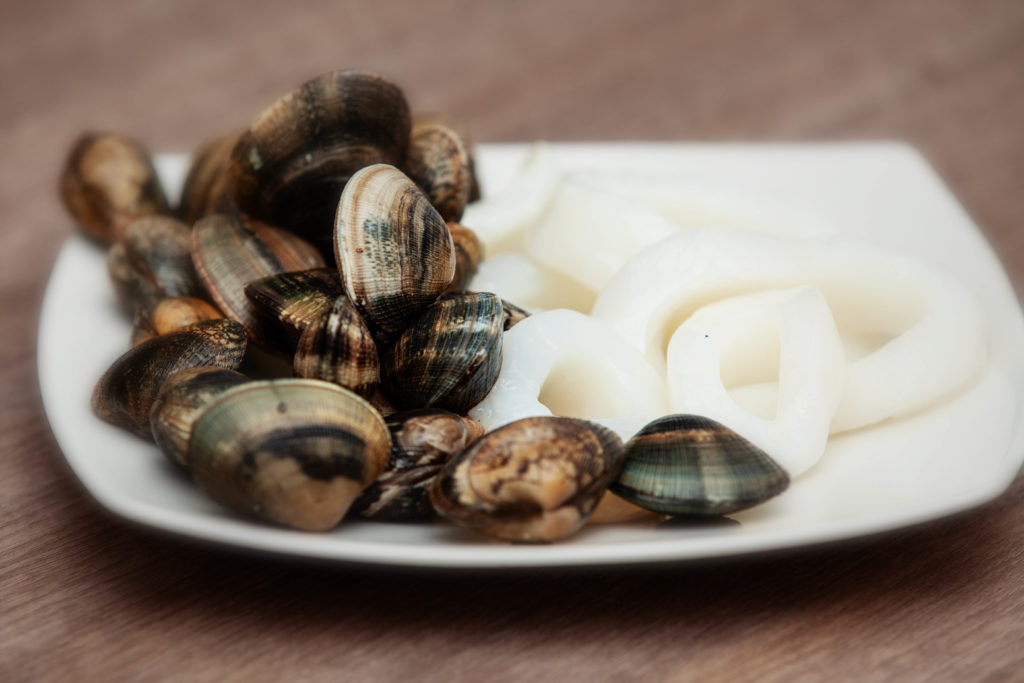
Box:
[468,309,668,441]
[666,287,846,475]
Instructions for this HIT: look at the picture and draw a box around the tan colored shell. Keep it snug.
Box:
[92,318,247,438]
[188,379,391,531]
[106,215,204,316]
[230,70,411,248]
[404,121,472,222]
[293,295,379,398]
[445,223,483,292]
[192,213,324,350]
[335,164,455,339]
[430,417,625,542]
[178,130,240,224]
[59,132,169,244]
[149,366,249,468]
[150,297,222,335]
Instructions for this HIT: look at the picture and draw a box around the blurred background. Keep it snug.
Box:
[4,1,1024,679]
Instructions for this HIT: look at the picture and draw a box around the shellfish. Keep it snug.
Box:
[178,130,240,224]
[243,268,345,345]
[381,291,503,413]
[230,70,411,248]
[335,164,455,340]
[188,379,391,531]
[610,414,790,516]
[430,416,625,542]
[92,318,247,438]
[404,120,472,222]
[293,295,379,398]
[59,132,169,244]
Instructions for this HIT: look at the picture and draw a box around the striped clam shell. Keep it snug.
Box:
[293,295,380,398]
[403,120,472,223]
[429,416,625,542]
[230,70,411,247]
[244,268,345,345]
[92,318,247,439]
[381,291,502,414]
[335,164,455,340]
[611,414,790,516]
[178,130,240,225]
[188,379,391,531]
[192,213,324,350]
[445,223,483,293]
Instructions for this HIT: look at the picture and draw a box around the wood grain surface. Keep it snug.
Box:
[4,0,1024,680]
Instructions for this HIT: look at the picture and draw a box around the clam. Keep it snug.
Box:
[188,379,391,531]
[293,295,379,398]
[192,213,324,350]
[244,268,345,344]
[107,216,205,316]
[131,297,221,347]
[149,366,249,468]
[178,130,240,224]
[335,164,455,339]
[230,70,411,248]
[404,120,472,222]
[610,415,790,516]
[354,408,481,520]
[430,416,625,542]
[92,318,247,438]
[501,298,530,330]
[445,223,484,292]
[381,291,503,413]
[59,132,169,244]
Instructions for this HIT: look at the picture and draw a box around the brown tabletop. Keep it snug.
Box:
[4,1,1024,680]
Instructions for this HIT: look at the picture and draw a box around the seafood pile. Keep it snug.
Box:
[61,70,987,543]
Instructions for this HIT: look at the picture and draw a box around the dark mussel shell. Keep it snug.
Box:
[230,70,411,248]
[92,318,247,438]
[381,291,503,414]
[610,415,790,516]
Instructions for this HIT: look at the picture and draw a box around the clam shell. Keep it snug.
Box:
[243,268,344,344]
[59,132,169,244]
[293,295,379,398]
[188,379,391,531]
[349,465,441,521]
[610,414,790,516]
[335,164,455,339]
[430,416,625,542]
[381,291,503,414]
[107,215,205,316]
[500,298,530,330]
[92,318,247,438]
[384,408,476,470]
[230,70,411,247]
[192,213,325,350]
[178,130,240,225]
[404,121,472,222]
[149,366,249,468]
[445,223,483,292]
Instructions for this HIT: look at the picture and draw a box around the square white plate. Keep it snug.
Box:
[39,142,1024,568]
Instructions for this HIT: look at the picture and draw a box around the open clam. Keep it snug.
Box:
[188,379,391,531]
[335,164,455,339]
[430,416,625,542]
[611,414,790,516]
[230,70,411,248]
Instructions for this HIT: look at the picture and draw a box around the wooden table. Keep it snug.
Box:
[4,1,1024,679]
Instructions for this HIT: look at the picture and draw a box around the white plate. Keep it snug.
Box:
[39,143,1024,568]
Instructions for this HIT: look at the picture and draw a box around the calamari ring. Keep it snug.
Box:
[468,309,668,441]
[666,287,846,475]
[593,227,986,434]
